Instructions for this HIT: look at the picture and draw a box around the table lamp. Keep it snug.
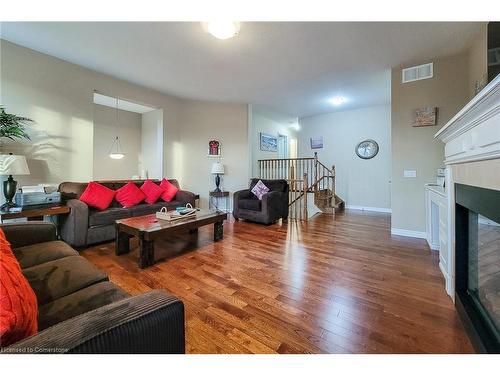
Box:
[0,153,30,209]
[211,162,225,192]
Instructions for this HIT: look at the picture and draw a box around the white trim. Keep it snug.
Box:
[346,205,391,213]
[390,228,427,239]
[427,240,440,251]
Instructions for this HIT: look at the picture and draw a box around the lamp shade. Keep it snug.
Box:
[211,162,225,175]
[0,154,30,176]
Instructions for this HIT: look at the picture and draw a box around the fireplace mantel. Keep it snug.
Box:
[435,74,500,164]
[434,74,500,299]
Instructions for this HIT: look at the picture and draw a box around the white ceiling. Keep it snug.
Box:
[0,22,483,118]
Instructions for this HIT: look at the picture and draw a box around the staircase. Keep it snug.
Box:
[258,152,345,220]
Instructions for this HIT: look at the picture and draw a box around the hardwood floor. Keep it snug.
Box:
[81,209,474,353]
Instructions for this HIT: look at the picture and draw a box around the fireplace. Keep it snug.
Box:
[455,183,500,353]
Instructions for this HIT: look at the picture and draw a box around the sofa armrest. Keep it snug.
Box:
[232,189,254,219]
[0,222,57,248]
[175,190,196,206]
[5,290,185,354]
[59,199,89,248]
[262,191,289,219]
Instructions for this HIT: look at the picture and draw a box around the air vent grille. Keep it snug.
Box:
[402,63,433,83]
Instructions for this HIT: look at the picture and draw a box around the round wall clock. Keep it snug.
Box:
[355,139,379,159]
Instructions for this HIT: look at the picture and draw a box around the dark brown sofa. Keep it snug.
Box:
[59,179,195,248]
[233,179,289,225]
[0,222,185,354]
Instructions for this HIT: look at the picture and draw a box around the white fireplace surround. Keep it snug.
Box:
[435,74,500,298]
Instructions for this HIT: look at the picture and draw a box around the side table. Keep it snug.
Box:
[0,204,70,222]
[209,191,230,212]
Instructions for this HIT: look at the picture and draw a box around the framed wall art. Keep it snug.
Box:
[310,136,324,149]
[412,107,437,127]
[260,133,278,152]
[208,140,222,157]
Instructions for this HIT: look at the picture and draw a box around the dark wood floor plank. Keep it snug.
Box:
[80,209,474,353]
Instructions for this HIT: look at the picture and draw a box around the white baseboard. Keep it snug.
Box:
[390,227,427,239]
[346,205,392,213]
[427,240,440,251]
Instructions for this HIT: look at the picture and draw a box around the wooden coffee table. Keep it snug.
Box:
[114,209,227,268]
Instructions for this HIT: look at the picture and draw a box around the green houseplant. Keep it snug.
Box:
[0,106,33,141]
[0,106,33,210]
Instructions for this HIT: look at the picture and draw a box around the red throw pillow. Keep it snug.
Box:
[0,229,38,347]
[160,179,179,202]
[79,182,116,210]
[140,179,164,204]
[115,181,146,208]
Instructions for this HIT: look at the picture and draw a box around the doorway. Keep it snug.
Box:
[277,134,288,159]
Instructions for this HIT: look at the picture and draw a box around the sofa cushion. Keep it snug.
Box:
[38,281,129,331]
[13,241,79,269]
[160,178,179,202]
[0,229,38,347]
[251,180,270,200]
[79,182,116,210]
[140,179,164,204]
[115,181,146,208]
[239,198,262,211]
[89,207,131,227]
[22,256,108,306]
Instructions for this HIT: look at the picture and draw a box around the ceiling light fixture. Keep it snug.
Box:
[329,96,346,106]
[108,98,125,160]
[204,21,240,40]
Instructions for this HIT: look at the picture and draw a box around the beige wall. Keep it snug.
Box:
[141,109,164,179]
[0,39,182,188]
[391,53,470,233]
[467,23,488,100]
[93,104,141,180]
[298,105,392,210]
[0,40,249,204]
[452,159,500,192]
[250,109,298,177]
[177,100,249,209]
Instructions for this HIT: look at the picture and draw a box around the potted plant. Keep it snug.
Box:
[0,106,33,141]
[0,106,33,210]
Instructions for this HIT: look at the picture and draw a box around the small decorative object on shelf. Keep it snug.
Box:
[208,140,221,157]
[211,162,225,192]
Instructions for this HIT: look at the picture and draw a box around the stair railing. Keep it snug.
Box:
[258,152,336,220]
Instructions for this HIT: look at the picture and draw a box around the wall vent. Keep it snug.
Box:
[402,63,433,83]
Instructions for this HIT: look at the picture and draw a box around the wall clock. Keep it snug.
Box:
[355,139,379,159]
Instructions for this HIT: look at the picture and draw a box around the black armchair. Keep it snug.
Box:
[233,179,289,225]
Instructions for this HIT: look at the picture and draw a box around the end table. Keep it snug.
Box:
[209,191,230,212]
[0,204,71,222]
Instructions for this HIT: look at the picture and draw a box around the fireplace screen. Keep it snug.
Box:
[455,183,500,352]
[468,213,500,335]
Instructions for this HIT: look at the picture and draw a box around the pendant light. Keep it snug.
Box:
[108,97,125,159]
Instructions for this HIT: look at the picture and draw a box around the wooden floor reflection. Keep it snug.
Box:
[81,210,474,353]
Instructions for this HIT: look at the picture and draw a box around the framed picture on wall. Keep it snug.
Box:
[208,140,222,157]
[412,107,437,127]
[260,133,278,152]
[310,136,323,149]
